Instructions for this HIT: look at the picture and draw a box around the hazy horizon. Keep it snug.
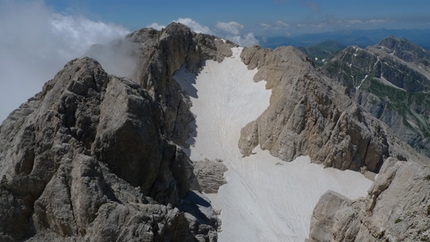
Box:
[1,0,430,122]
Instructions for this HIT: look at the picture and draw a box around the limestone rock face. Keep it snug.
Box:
[238,46,404,172]
[308,157,430,241]
[127,23,236,147]
[324,36,430,158]
[192,159,228,194]
[0,23,239,241]
[0,55,218,241]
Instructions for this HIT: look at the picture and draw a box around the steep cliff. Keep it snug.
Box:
[238,45,418,173]
[127,23,236,147]
[1,22,430,242]
[0,23,234,242]
[308,157,430,241]
[324,36,430,157]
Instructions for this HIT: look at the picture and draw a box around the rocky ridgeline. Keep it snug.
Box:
[237,44,430,241]
[238,45,420,173]
[324,36,430,158]
[0,22,429,241]
[307,157,430,241]
[126,23,236,148]
[0,23,232,242]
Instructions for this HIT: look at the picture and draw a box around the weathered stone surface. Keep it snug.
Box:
[127,23,236,148]
[239,45,397,172]
[308,157,430,241]
[192,159,228,194]
[0,50,220,241]
[324,36,430,158]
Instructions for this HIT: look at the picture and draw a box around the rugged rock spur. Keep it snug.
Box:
[0,22,429,241]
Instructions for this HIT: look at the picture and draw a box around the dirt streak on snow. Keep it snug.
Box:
[174,47,372,242]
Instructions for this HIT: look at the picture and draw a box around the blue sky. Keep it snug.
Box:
[45,0,430,36]
[1,0,430,122]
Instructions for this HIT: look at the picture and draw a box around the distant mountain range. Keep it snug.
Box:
[297,40,346,67]
[307,36,430,157]
[259,28,430,50]
[1,23,429,241]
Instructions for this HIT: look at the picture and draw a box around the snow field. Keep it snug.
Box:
[174,47,372,242]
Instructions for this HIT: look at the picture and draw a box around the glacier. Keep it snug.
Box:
[174,47,372,241]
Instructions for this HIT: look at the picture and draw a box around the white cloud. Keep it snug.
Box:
[260,23,271,29]
[149,18,258,47]
[174,18,212,34]
[0,1,130,122]
[215,21,258,46]
[276,20,290,28]
[227,33,259,47]
[347,19,363,25]
[50,14,130,59]
[146,22,165,30]
[215,21,243,35]
[367,19,391,24]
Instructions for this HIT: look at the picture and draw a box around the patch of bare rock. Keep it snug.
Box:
[307,157,430,241]
[238,45,425,173]
[0,23,234,242]
[1,21,430,242]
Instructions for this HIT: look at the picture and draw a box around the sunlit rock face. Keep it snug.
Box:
[324,36,430,158]
[308,158,430,242]
[0,23,234,242]
[0,23,429,242]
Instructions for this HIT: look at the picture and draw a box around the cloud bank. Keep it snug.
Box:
[0,2,259,122]
[147,18,259,47]
[0,1,130,122]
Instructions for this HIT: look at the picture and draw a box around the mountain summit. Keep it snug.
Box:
[324,36,430,158]
[0,23,429,241]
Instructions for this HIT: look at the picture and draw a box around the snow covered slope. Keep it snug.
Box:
[174,47,372,241]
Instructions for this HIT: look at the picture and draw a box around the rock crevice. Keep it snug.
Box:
[239,46,394,172]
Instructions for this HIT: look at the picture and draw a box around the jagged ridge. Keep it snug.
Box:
[0,23,429,242]
[0,23,235,242]
[324,36,430,157]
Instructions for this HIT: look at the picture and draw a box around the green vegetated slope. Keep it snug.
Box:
[323,36,430,157]
[297,40,346,67]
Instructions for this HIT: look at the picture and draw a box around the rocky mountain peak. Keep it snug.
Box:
[323,36,430,158]
[1,23,430,242]
[0,25,239,241]
[376,35,430,64]
[377,35,403,49]
[238,45,417,173]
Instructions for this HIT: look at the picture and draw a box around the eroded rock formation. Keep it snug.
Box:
[324,36,430,158]
[238,46,413,172]
[0,23,234,242]
[1,22,430,242]
[307,157,430,241]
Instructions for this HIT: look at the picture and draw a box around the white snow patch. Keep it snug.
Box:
[375,76,407,92]
[174,47,372,242]
[407,119,419,129]
[357,74,368,90]
[373,56,380,68]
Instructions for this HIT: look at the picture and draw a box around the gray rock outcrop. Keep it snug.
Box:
[238,45,415,172]
[324,36,430,158]
[127,23,236,147]
[0,23,235,241]
[2,22,430,242]
[307,157,430,241]
[192,159,227,194]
